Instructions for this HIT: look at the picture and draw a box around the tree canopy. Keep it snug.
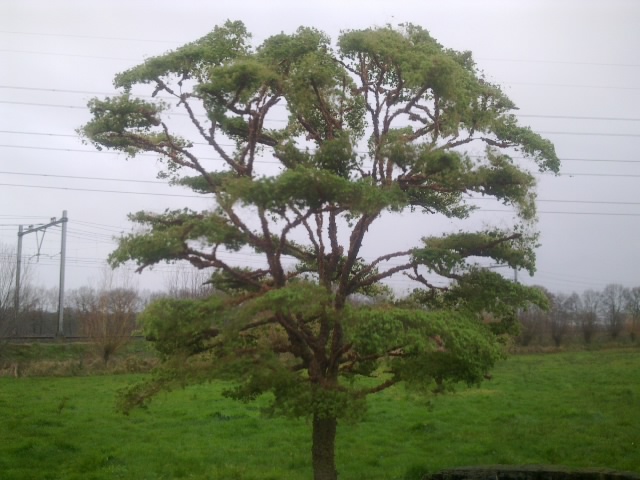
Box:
[80,20,558,480]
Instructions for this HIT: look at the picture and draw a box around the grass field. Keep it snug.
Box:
[0,348,639,479]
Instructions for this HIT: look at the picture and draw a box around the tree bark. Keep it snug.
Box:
[311,413,338,480]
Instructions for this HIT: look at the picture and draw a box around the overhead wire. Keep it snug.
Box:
[479,57,640,68]
[2,182,639,216]
[3,99,640,135]
[2,36,638,292]
[2,31,640,67]
[503,81,640,92]
[0,49,138,62]
[2,152,638,176]
[0,29,178,44]
[4,84,640,120]
[0,182,208,199]
[2,170,640,207]
[2,130,640,166]
[74,220,132,231]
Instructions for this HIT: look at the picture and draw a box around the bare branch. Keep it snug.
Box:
[178,94,247,175]
[184,246,267,290]
[351,261,415,292]
[350,250,413,283]
[257,208,285,286]
[357,378,398,396]
[407,264,460,285]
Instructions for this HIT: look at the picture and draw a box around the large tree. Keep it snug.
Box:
[80,21,558,480]
[624,286,640,341]
[0,243,19,339]
[579,289,601,344]
[0,243,37,340]
[601,284,628,339]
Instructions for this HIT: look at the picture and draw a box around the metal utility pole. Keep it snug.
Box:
[57,210,68,337]
[14,225,23,332]
[15,211,68,337]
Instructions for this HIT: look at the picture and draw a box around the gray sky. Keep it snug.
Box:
[1,0,639,295]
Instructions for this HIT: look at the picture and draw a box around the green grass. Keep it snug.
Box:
[1,349,639,479]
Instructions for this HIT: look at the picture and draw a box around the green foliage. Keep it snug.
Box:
[138,296,225,358]
[78,20,561,478]
[466,149,537,220]
[224,166,405,214]
[348,308,504,389]
[108,209,248,269]
[444,269,548,310]
[403,269,549,336]
[414,229,538,276]
[114,20,251,89]
[81,96,169,156]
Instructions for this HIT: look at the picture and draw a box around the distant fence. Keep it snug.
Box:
[1,335,144,343]
[427,465,640,480]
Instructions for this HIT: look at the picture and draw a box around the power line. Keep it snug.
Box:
[0,214,51,219]
[1,148,639,175]
[0,131,80,139]
[0,85,117,96]
[2,170,639,207]
[0,144,246,163]
[2,181,640,216]
[469,197,640,206]
[503,81,640,92]
[74,220,129,232]
[478,57,640,68]
[5,99,640,140]
[66,227,118,239]
[4,100,640,136]
[561,158,640,164]
[0,30,178,44]
[557,173,640,178]
[0,171,168,185]
[0,182,206,199]
[0,100,86,109]
[1,31,638,68]
[0,49,137,62]
[518,114,640,122]
[537,131,640,138]
[0,144,124,154]
[0,131,216,147]
[4,93,640,123]
[482,209,640,217]
[0,100,274,123]
[3,130,640,165]
[0,85,171,100]
[3,80,640,100]
[2,142,638,165]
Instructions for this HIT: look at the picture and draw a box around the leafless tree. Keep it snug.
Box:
[516,286,549,346]
[624,287,640,341]
[578,289,600,344]
[19,286,58,336]
[72,268,141,364]
[548,292,580,347]
[0,243,17,338]
[0,243,37,339]
[163,265,216,300]
[600,284,628,339]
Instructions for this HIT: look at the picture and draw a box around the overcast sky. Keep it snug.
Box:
[1,0,639,296]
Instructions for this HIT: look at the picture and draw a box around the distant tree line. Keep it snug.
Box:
[517,284,640,347]
[2,241,637,353]
[0,242,216,361]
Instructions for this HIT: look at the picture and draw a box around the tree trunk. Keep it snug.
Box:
[311,414,338,480]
